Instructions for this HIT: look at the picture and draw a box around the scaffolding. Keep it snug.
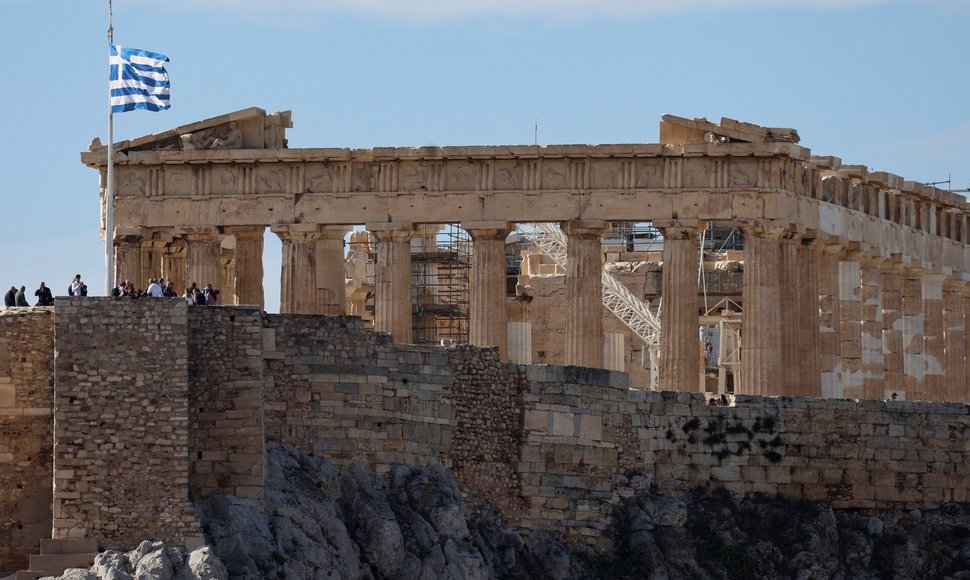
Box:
[411,224,471,346]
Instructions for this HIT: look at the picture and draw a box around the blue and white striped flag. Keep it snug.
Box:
[109,43,170,113]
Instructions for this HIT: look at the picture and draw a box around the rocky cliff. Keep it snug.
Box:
[35,443,970,579]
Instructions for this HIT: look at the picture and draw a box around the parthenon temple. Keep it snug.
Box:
[82,107,970,402]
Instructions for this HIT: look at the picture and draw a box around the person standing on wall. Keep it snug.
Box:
[3,286,15,308]
[34,282,53,306]
[15,286,28,307]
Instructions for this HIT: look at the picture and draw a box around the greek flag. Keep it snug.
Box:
[109,43,170,113]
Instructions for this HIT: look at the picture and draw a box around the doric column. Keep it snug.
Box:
[860,257,886,401]
[225,226,265,309]
[838,251,863,399]
[315,227,351,315]
[656,220,704,392]
[816,242,842,397]
[114,229,143,286]
[184,228,223,293]
[880,261,904,396]
[272,224,349,315]
[369,223,415,343]
[140,232,169,286]
[921,273,946,400]
[739,224,783,396]
[220,246,236,306]
[902,267,925,400]
[562,220,608,369]
[943,281,967,403]
[162,238,187,295]
[464,222,512,359]
[779,235,800,396]
[794,241,820,397]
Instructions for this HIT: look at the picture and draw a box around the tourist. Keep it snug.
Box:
[890,392,898,401]
[146,278,164,297]
[708,397,717,406]
[15,286,28,307]
[719,395,729,406]
[191,287,204,305]
[68,274,87,297]
[34,282,54,306]
[3,286,15,308]
[203,283,219,305]
[163,281,178,297]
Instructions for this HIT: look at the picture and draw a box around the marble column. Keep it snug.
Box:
[902,268,925,400]
[922,273,946,401]
[779,235,800,396]
[563,220,608,369]
[838,253,863,399]
[739,225,783,396]
[656,220,704,392]
[272,224,347,315]
[161,238,187,295]
[315,227,351,315]
[140,234,168,287]
[816,243,842,398]
[860,257,886,401]
[464,222,512,359]
[942,281,966,403]
[225,226,265,309]
[114,231,143,287]
[369,223,415,344]
[794,241,820,397]
[220,246,236,306]
[880,261,904,397]
[184,228,223,294]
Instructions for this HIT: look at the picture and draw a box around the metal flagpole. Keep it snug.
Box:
[105,0,115,294]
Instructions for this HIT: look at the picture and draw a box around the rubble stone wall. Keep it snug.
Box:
[187,306,265,500]
[51,298,202,551]
[0,309,53,575]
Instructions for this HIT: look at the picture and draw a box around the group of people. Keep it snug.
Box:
[110,277,220,306]
[4,274,223,308]
[3,278,75,308]
[111,277,179,298]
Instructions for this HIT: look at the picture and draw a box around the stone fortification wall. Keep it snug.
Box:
[52,298,203,550]
[187,306,265,500]
[261,315,457,469]
[518,376,970,546]
[0,309,53,574]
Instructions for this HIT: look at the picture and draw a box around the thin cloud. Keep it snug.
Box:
[125,0,920,22]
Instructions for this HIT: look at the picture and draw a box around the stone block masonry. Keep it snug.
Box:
[2,298,969,573]
[51,297,203,550]
[0,309,53,575]
[187,306,265,500]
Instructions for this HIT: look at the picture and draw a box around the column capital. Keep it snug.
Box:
[653,219,707,239]
[367,222,415,243]
[463,221,513,241]
[224,225,266,241]
[272,223,349,244]
[561,219,609,239]
[738,220,788,239]
[181,226,222,244]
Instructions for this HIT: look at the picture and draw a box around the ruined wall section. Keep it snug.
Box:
[187,306,264,500]
[262,315,456,470]
[0,309,53,575]
[52,298,202,550]
[444,346,529,522]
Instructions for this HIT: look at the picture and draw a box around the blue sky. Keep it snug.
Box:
[0,0,967,311]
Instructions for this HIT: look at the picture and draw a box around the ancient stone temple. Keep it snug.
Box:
[80,108,970,403]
